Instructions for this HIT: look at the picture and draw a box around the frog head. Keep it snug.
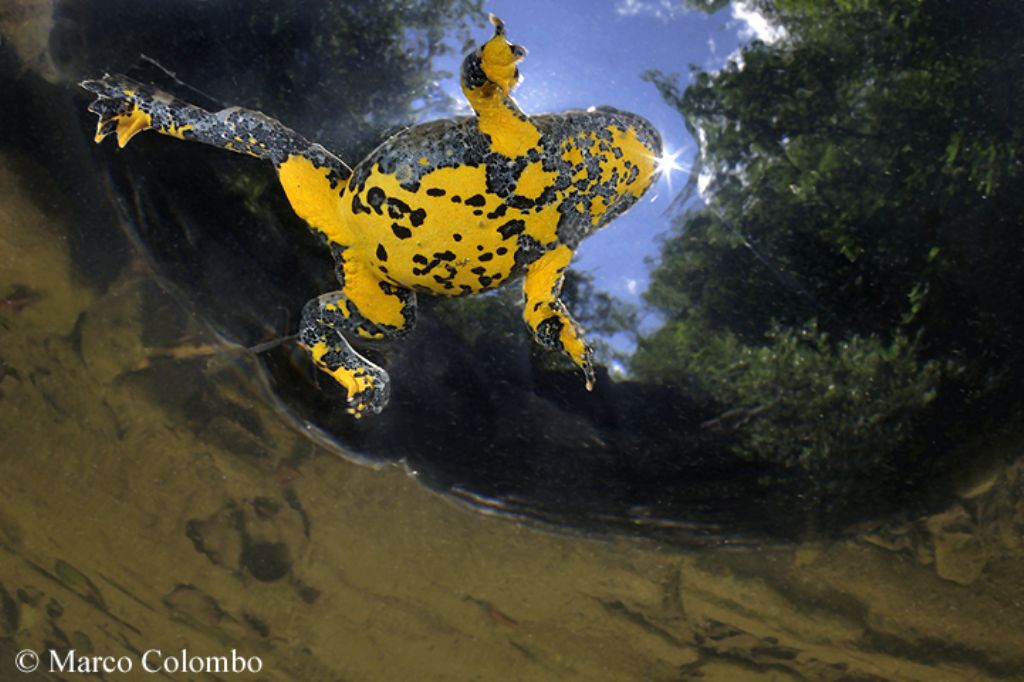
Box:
[461,14,527,99]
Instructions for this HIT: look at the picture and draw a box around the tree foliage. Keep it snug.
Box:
[635,0,1024,472]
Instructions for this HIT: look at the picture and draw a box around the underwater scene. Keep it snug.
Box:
[2,0,1023,678]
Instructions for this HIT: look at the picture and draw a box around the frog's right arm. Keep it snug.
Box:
[81,75,353,242]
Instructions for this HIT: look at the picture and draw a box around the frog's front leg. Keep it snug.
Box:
[299,256,416,417]
[522,244,595,390]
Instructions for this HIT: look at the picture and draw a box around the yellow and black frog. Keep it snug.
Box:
[82,16,663,416]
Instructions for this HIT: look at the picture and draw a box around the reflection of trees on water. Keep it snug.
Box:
[630,0,1024,481]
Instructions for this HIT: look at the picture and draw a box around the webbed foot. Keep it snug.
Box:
[81,75,160,147]
[305,340,390,418]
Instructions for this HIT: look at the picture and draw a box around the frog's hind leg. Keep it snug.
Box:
[299,259,417,417]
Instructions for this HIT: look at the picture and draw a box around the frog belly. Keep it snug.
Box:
[346,163,552,295]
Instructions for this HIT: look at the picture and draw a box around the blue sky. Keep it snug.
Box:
[433,0,755,338]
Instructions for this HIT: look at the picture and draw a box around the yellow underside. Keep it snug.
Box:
[346,164,549,295]
[277,154,350,244]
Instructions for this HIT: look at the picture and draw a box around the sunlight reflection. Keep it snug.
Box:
[651,145,688,196]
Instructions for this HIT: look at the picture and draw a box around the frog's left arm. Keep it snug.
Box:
[522,244,595,389]
[81,74,354,246]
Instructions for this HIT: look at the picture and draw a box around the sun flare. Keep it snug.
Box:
[651,146,688,196]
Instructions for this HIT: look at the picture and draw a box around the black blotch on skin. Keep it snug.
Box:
[391,223,412,239]
[535,316,565,349]
[376,244,388,261]
[387,197,412,220]
[409,208,426,227]
[513,234,544,269]
[507,196,533,210]
[351,194,371,215]
[451,195,462,203]
[473,210,483,216]
[498,219,526,240]
[453,233,463,242]
[479,252,494,262]
[426,187,446,196]
[471,266,486,275]
[366,187,386,214]
[464,194,486,207]
[486,204,509,220]
[462,52,488,89]
[496,246,508,255]
[413,254,429,264]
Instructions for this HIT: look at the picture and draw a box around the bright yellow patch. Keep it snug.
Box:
[526,202,561,245]
[277,154,350,244]
[561,144,585,169]
[522,244,572,317]
[113,106,152,147]
[591,195,609,224]
[516,160,557,201]
[471,93,540,158]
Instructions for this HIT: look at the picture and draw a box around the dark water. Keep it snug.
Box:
[2,1,1024,679]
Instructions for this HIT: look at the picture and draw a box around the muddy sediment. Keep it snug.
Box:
[2,155,1024,681]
